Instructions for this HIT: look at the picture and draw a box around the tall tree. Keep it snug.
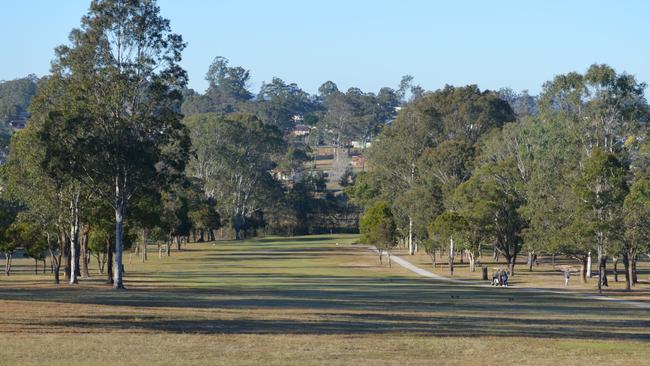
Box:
[202,56,253,114]
[31,0,190,289]
[622,167,650,290]
[185,113,286,239]
[574,149,628,293]
[255,77,315,131]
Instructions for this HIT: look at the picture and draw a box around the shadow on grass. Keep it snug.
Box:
[3,236,650,341]
[30,312,650,340]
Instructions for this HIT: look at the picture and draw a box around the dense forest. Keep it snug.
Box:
[0,0,647,294]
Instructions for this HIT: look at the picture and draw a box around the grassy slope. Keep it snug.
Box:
[0,235,649,365]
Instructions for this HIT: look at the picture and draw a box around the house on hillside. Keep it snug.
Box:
[351,140,371,149]
[290,124,312,137]
[272,168,302,186]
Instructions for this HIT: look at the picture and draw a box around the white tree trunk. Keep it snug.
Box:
[467,250,476,272]
[69,196,79,285]
[448,237,455,275]
[587,251,592,278]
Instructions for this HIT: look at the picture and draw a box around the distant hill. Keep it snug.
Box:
[0,75,38,128]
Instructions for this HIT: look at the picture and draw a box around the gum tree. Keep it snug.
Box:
[33,0,190,289]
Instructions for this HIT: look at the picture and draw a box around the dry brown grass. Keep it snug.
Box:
[0,235,649,365]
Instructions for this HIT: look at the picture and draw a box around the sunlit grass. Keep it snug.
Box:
[0,234,649,365]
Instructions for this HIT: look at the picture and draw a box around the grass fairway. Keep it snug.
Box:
[0,235,649,365]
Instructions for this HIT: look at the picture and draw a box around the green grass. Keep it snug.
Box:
[0,234,649,365]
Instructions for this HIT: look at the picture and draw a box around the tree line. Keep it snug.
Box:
[354,66,649,293]
[1,1,647,295]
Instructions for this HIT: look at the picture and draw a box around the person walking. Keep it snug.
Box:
[564,270,570,287]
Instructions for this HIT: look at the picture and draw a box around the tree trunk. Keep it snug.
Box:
[34,259,38,275]
[597,255,604,294]
[234,214,243,240]
[527,252,533,272]
[176,235,181,251]
[448,237,454,275]
[113,203,125,289]
[4,253,12,276]
[106,238,114,285]
[586,251,592,278]
[482,266,488,280]
[97,255,103,274]
[64,239,71,281]
[596,246,608,288]
[632,256,638,285]
[623,253,631,291]
[467,250,476,272]
[613,257,618,282]
[580,257,588,283]
[508,255,516,276]
[166,238,171,256]
[53,259,60,284]
[80,229,90,278]
[51,251,61,284]
[408,218,414,255]
[69,195,80,284]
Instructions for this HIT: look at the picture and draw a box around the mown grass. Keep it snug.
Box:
[0,234,649,365]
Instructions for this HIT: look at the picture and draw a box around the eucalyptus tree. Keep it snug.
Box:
[255,78,315,131]
[0,200,18,276]
[425,85,514,144]
[201,56,253,114]
[32,0,190,289]
[366,101,441,254]
[623,167,650,289]
[366,85,513,255]
[360,201,397,267]
[452,124,529,275]
[185,113,286,239]
[20,222,48,274]
[429,212,470,275]
[574,149,628,293]
[540,64,648,155]
[4,127,73,283]
[497,88,539,120]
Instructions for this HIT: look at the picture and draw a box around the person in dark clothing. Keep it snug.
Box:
[500,270,509,287]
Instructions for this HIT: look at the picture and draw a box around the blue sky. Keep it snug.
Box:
[1,1,648,96]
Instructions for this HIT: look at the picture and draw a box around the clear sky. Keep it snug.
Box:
[1,0,648,96]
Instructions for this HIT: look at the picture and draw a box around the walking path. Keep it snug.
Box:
[369,247,650,310]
